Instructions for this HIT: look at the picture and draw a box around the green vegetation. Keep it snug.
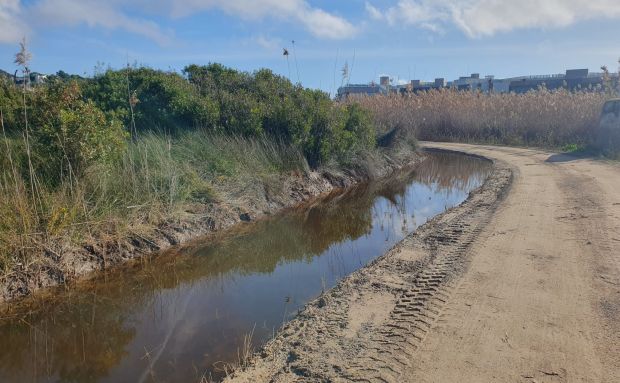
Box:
[0,54,400,272]
[561,143,586,153]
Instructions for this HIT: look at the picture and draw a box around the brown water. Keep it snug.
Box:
[0,152,491,383]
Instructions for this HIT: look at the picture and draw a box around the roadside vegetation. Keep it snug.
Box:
[356,88,608,151]
[0,44,408,276]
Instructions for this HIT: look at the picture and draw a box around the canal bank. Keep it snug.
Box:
[0,151,493,382]
[1,146,421,305]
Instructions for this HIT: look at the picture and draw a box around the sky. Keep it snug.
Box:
[1,0,620,95]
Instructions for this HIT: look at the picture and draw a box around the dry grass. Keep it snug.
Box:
[0,131,307,272]
[210,326,256,380]
[354,88,607,148]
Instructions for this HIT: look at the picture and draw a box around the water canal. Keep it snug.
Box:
[0,152,492,383]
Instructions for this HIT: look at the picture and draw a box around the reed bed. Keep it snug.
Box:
[354,88,607,149]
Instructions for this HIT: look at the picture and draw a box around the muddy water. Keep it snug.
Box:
[0,152,491,383]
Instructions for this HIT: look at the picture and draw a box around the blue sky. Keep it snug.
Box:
[1,0,620,95]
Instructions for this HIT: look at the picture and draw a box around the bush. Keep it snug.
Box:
[0,77,22,133]
[85,67,219,133]
[30,81,127,182]
[337,103,376,157]
[184,64,377,165]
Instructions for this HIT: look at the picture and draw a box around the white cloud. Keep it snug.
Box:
[0,0,29,43]
[31,0,173,45]
[304,8,357,39]
[366,0,620,37]
[255,35,280,51]
[365,2,384,21]
[146,0,357,39]
[0,0,356,46]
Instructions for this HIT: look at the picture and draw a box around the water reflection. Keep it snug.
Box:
[0,152,491,383]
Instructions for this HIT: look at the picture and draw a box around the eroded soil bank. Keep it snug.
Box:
[0,148,421,304]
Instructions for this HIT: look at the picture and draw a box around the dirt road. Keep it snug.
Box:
[227,144,620,383]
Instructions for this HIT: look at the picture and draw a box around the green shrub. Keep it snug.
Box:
[0,77,23,132]
[30,81,127,182]
[184,64,378,165]
[338,103,376,157]
[85,67,219,133]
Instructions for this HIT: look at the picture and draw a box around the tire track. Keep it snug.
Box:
[343,192,504,383]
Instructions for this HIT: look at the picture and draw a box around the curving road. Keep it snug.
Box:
[412,142,620,383]
[227,143,620,383]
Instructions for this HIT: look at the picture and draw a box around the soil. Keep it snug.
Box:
[226,143,620,383]
[0,149,422,305]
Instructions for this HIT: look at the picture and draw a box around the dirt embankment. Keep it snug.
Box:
[1,149,423,305]
[227,144,620,383]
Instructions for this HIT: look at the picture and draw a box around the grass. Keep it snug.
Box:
[0,130,308,271]
[561,143,587,153]
[354,87,607,150]
[209,325,256,380]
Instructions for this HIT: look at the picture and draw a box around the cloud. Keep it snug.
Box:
[0,0,356,46]
[147,0,357,39]
[365,2,384,21]
[0,0,29,43]
[31,0,173,45]
[303,8,357,39]
[255,35,280,51]
[366,0,620,37]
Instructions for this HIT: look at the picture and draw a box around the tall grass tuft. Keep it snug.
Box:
[0,131,307,270]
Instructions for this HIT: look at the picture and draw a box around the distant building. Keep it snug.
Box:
[337,83,386,99]
[491,77,524,93]
[12,71,48,87]
[508,69,609,93]
[451,73,488,92]
[336,67,614,99]
[405,78,446,93]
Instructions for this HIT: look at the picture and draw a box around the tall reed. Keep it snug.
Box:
[354,88,607,148]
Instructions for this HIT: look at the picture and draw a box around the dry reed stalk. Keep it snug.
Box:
[352,88,606,148]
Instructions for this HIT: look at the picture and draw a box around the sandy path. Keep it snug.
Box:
[409,143,620,383]
[226,144,619,383]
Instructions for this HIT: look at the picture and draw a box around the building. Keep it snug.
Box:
[406,78,447,93]
[11,71,48,87]
[336,68,614,99]
[336,83,385,99]
[452,73,485,91]
[508,69,611,93]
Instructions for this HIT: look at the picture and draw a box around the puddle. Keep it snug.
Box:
[0,152,491,383]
